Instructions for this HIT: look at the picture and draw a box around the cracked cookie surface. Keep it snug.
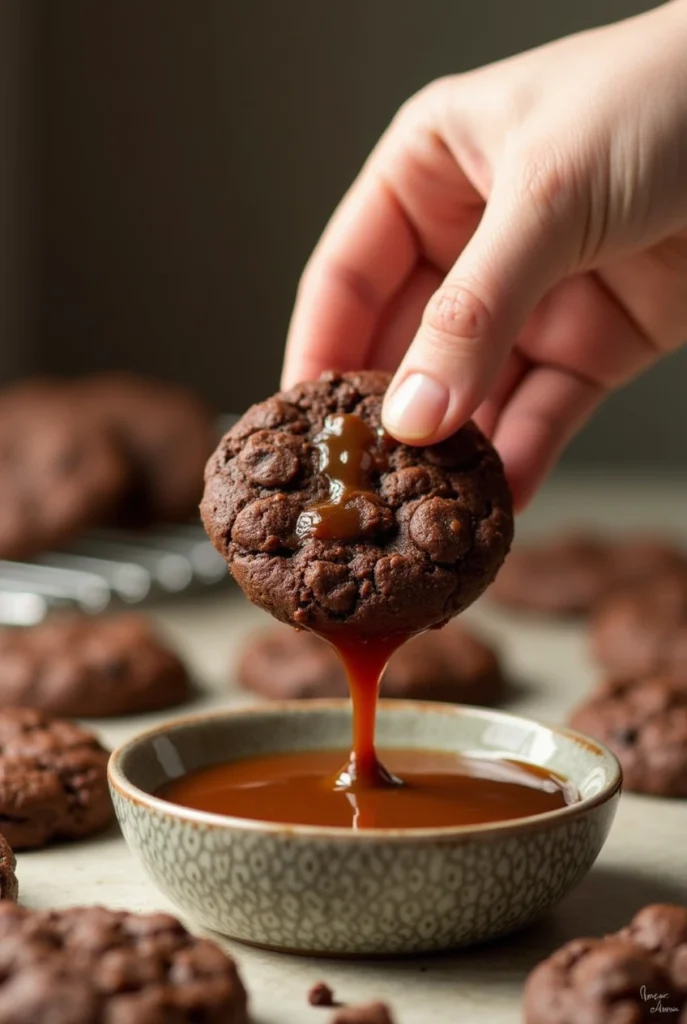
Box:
[202,370,513,636]
[523,904,687,1023]
[0,903,248,1024]
[0,614,190,718]
[569,675,687,797]
[0,707,112,849]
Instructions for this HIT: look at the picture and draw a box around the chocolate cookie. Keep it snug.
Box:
[523,903,687,1023]
[83,372,215,524]
[202,370,513,637]
[489,532,685,616]
[0,382,129,560]
[591,571,687,678]
[0,614,190,718]
[0,903,248,1024]
[0,707,112,849]
[0,836,17,903]
[237,620,504,705]
[569,675,687,797]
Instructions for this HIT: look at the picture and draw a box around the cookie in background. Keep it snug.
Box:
[0,613,191,718]
[591,568,687,678]
[237,620,506,706]
[0,707,112,849]
[569,674,687,798]
[0,373,216,561]
[488,531,686,617]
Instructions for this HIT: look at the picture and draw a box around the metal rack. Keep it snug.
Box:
[0,524,229,625]
[0,415,239,625]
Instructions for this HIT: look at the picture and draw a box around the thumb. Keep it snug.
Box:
[381,164,576,443]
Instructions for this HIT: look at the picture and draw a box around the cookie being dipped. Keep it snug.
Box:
[202,370,513,638]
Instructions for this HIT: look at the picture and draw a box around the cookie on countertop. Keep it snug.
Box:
[591,570,687,678]
[0,903,248,1024]
[202,370,513,637]
[523,903,687,1023]
[489,532,685,617]
[237,620,505,705]
[0,707,112,849]
[569,675,687,797]
[82,372,216,524]
[0,382,130,560]
[0,613,190,718]
[0,836,17,903]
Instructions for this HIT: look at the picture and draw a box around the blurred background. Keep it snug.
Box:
[0,0,683,470]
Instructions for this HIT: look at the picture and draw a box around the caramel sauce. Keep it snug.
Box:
[296,413,388,542]
[321,631,406,790]
[160,749,574,830]
[296,411,408,789]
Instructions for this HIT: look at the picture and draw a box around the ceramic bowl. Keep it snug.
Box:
[109,700,621,956]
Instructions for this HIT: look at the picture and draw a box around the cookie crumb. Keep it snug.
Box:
[308,981,335,1006]
[330,1001,395,1024]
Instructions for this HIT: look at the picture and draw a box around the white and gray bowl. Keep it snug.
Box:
[108,700,621,956]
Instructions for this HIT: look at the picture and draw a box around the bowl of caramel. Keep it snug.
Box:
[109,700,621,956]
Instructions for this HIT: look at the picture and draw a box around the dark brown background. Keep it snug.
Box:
[1,0,684,469]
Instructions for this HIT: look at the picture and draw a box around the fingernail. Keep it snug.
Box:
[382,373,450,441]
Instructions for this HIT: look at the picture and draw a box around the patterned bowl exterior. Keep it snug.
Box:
[109,701,621,955]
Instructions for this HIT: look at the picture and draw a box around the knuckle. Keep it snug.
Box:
[300,256,381,316]
[423,283,491,344]
[513,140,572,218]
[392,75,457,130]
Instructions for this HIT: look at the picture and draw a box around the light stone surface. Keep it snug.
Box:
[15,471,687,1024]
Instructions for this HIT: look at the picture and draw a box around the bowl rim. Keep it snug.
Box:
[108,699,622,841]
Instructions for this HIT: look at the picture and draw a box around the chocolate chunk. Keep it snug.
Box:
[308,982,335,1007]
[409,498,471,563]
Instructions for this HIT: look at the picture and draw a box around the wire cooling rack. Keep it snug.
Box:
[0,524,229,625]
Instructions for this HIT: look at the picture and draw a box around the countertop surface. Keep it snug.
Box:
[17,471,687,1024]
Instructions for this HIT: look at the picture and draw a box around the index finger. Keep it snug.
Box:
[281,168,418,389]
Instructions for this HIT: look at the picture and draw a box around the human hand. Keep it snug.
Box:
[282,0,687,508]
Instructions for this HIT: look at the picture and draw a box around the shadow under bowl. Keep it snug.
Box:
[108,699,621,956]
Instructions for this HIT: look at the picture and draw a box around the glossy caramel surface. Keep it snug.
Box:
[160,748,575,830]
